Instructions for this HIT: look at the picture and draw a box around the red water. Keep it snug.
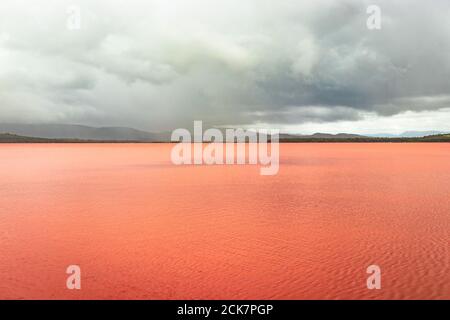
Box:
[0,143,449,299]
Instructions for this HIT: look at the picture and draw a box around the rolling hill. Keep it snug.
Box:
[0,123,169,142]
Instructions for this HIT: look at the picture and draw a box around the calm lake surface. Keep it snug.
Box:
[0,143,449,299]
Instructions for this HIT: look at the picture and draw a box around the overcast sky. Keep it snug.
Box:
[1,0,450,134]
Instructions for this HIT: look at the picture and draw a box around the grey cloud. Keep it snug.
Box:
[243,106,363,125]
[0,0,450,131]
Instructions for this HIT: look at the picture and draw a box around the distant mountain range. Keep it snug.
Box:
[280,133,366,140]
[0,123,367,142]
[0,123,170,142]
[0,133,59,143]
[0,123,449,142]
[367,131,450,138]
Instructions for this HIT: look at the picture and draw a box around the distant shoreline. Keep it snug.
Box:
[1,133,450,143]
